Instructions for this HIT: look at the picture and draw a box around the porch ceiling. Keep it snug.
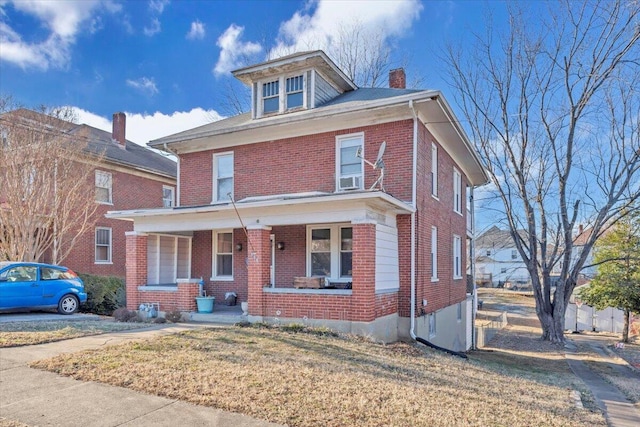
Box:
[107,190,414,233]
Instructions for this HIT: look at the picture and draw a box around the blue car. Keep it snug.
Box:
[0,262,87,314]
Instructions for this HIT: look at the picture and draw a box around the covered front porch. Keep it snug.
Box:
[109,191,413,342]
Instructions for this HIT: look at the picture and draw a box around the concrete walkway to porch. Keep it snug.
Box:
[0,323,282,427]
[189,303,245,324]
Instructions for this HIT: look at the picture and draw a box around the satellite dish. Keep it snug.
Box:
[357,141,386,192]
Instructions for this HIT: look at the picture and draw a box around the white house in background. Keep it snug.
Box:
[474,226,530,287]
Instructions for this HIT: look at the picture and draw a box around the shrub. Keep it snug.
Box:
[113,307,139,323]
[79,273,126,315]
[152,317,167,324]
[165,310,183,323]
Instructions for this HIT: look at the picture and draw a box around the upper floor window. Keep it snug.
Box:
[163,186,175,207]
[511,249,518,260]
[336,133,363,191]
[431,142,438,197]
[453,168,462,214]
[286,75,304,109]
[453,234,462,279]
[95,171,112,204]
[213,152,233,202]
[95,227,112,263]
[262,80,279,114]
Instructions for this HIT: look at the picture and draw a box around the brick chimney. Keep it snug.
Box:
[389,68,406,89]
[112,112,126,148]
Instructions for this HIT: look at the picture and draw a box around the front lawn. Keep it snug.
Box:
[31,325,605,427]
[0,320,151,347]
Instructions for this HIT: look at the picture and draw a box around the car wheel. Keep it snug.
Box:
[58,294,79,315]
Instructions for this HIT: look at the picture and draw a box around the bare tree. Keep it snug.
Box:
[444,0,640,342]
[0,103,104,264]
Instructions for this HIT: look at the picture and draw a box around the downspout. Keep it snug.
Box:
[470,187,477,350]
[409,100,418,340]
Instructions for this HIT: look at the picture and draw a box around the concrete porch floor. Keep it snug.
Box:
[188,303,245,324]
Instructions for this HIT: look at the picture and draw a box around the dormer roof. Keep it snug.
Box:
[232,50,357,92]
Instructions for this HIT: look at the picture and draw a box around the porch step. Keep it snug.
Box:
[189,310,245,325]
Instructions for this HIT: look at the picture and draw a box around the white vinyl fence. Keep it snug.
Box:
[564,303,624,333]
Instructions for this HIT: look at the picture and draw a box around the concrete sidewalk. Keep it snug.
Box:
[565,339,640,427]
[0,325,282,427]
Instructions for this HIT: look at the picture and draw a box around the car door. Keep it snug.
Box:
[0,265,41,308]
[39,266,69,305]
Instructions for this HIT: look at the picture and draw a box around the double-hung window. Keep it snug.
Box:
[95,171,112,204]
[431,142,438,197]
[453,234,462,279]
[163,186,175,207]
[511,249,518,260]
[213,231,233,279]
[214,152,233,202]
[337,133,364,191]
[431,226,438,281]
[286,75,304,109]
[308,224,353,280]
[262,80,280,114]
[95,227,112,263]
[453,168,462,214]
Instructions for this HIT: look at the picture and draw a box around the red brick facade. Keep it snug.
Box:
[62,168,173,278]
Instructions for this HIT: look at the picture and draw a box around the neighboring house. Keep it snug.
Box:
[572,225,598,284]
[1,109,177,277]
[108,51,488,349]
[475,226,531,287]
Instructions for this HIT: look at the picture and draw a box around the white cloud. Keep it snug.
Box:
[148,0,169,14]
[143,17,161,36]
[0,0,117,70]
[271,0,422,57]
[126,77,159,96]
[72,107,223,147]
[213,24,262,76]
[186,20,205,40]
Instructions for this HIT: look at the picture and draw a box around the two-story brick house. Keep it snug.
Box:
[1,109,177,278]
[109,51,488,349]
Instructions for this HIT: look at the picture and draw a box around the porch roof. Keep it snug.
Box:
[106,190,414,233]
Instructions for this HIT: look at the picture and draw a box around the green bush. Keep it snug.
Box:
[79,274,126,315]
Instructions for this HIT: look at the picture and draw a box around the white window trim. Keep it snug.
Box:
[212,151,234,203]
[212,230,234,281]
[95,170,113,205]
[453,234,462,279]
[95,227,112,264]
[257,72,308,117]
[306,223,353,281]
[431,226,438,282]
[453,168,462,215]
[431,142,438,199]
[335,132,364,191]
[162,185,175,208]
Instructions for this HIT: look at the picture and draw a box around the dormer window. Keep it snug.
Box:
[262,80,279,114]
[286,75,304,109]
[258,74,307,117]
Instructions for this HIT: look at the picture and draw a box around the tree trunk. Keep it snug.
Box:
[622,309,630,343]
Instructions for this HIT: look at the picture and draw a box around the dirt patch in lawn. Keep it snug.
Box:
[32,325,605,427]
[0,320,151,347]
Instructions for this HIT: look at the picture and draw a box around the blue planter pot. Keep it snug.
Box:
[195,296,215,313]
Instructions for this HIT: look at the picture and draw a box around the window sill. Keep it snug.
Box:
[454,210,463,216]
[96,201,113,206]
[431,194,439,201]
[210,276,234,282]
[453,276,463,280]
[431,277,439,283]
[95,261,113,265]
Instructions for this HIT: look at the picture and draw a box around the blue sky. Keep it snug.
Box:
[0,0,511,146]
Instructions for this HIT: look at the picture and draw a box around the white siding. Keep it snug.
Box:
[375,224,399,292]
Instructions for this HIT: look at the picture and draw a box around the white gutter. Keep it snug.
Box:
[409,99,418,340]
